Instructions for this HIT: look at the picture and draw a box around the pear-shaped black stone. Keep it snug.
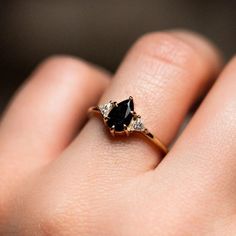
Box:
[107,98,134,131]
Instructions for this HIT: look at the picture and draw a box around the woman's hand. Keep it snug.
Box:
[1,30,236,235]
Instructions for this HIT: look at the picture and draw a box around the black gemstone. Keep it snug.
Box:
[107,98,134,131]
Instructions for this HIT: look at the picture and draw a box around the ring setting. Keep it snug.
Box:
[99,96,144,135]
[88,96,168,156]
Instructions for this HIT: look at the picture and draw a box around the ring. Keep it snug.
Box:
[88,96,168,156]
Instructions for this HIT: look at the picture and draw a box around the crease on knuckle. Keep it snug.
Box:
[40,203,90,235]
[133,32,201,74]
[17,191,91,235]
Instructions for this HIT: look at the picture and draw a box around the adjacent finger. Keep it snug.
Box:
[158,57,236,211]
[0,56,110,193]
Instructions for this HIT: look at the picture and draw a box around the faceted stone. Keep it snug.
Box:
[107,98,134,131]
[99,102,113,117]
[129,117,145,131]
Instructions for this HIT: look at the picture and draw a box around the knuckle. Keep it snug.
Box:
[133,32,199,72]
[40,55,91,74]
[38,55,110,85]
[37,55,99,83]
[21,189,91,235]
[37,203,71,235]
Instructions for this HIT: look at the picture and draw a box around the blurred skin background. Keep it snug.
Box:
[0,0,235,114]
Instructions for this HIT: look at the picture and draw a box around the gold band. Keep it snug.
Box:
[88,99,168,156]
[140,128,168,155]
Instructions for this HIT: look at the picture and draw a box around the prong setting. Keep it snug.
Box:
[106,97,134,132]
[130,111,136,115]
[99,96,144,133]
[110,125,115,136]
[123,124,129,136]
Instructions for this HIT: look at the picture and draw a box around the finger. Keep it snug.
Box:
[157,57,236,211]
[0,56,110,189]
[62,31,222,177]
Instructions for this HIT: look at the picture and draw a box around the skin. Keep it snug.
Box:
[0,29,236,235]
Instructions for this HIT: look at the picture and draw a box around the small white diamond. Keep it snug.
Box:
[128,117,145,131]
[99,102,113,117]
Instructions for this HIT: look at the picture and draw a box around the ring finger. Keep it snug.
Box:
[61,30,222,177]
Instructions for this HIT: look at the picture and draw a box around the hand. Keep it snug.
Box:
[1,30,235,235]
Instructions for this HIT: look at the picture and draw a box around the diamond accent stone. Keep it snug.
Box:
[128,117,145,131]
[99,102,113,117]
